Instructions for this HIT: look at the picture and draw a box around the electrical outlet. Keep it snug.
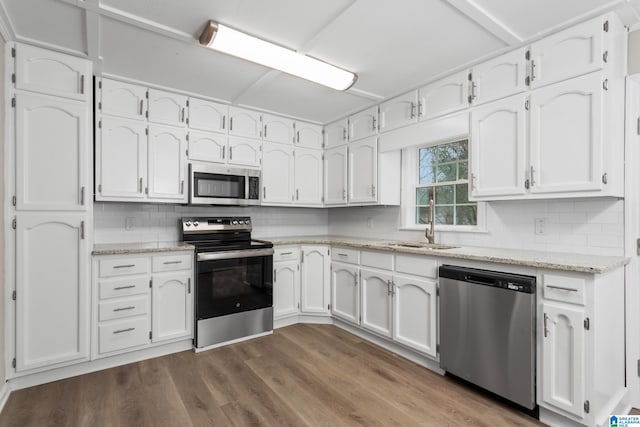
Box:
[534,218,546,235]
[125,217,135,230]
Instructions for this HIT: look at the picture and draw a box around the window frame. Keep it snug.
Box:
[400,140,487,233]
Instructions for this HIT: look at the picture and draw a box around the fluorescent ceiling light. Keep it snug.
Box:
[199,20,357,91]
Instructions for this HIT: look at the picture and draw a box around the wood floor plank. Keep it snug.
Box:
[0,325,544,427]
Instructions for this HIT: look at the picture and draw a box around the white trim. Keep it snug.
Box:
[0,1,14,41]
[193,331,272,353]
[444,0,522,45]
[0,382,10,413]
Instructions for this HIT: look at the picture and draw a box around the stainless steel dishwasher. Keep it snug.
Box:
[439,265,536,410]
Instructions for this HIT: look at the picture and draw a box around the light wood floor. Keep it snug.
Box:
[0,324,542,426]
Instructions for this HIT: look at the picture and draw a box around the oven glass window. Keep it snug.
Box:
[196,256,272,318]
[195,173,245,199]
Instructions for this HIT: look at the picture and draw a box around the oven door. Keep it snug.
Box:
[189,163,261,206]
[196,248,273,319]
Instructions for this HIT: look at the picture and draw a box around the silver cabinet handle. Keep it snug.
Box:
[113,327,135,334]
[342,128,347,140]
[80,75,85,94]
[371,185,376,197]
[229,146,233,159]
[296,131,300,143]
[180,180,184,195]
[222,146,226,159]
[546,285,579,292]
[338,253,348,257]
[263,186,266,199]
[163,260,182,265]
[296,189,299,200]
[188,278,191,294]
[274,268,277,282]
[139,177,143,193]
[530,59,537,81]
[470,81,477,102]
[229,117,233,131]
[410,102,416,119]
[280,252,293,256]
[387,280,392,296]
[264,124,268,138]
[113,264,135,269]
[80,186,85,205]
[418,101,423,117]
[113,306,135,312]
[114,285,136,290]
[181,107,185,123]
[222,116,226,130]
[139,100,144,115]
[372,116,377,131]
[530,166,536,187]
[343,189,346,200]
[543,313,549,338]
[80,221,85,240]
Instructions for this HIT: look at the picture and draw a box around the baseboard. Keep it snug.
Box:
[0,382,10,414]
[275,314,332,329]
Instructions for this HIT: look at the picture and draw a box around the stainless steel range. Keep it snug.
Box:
[181,217,274,349]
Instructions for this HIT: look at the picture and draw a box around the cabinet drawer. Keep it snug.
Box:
[542,273,586,306]
[274,247,299,262]
[395,254,437,278]
[152,254,193,272]
[331,247,360,264]
[361,251,393,270]
[99,257,149,277]
[98,317,148,354]
[99,277,148,300]
[99,295,148,322]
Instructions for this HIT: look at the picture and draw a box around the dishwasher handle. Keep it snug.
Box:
[464,274,497,287]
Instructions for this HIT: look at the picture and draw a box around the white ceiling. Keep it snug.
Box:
[2,0,640,123]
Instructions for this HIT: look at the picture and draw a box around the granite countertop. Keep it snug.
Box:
[264,235,629,274]
[92,241,195,256]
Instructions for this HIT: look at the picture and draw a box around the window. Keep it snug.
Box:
[402,139,483,230]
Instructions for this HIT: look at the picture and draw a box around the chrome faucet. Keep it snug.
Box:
[425,199,435,244]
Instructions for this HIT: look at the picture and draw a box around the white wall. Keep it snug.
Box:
[94,203,329,244]
[328,198,624,256]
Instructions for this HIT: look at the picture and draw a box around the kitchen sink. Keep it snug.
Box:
[385,242,459,250]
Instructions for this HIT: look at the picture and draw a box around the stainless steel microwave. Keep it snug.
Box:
[189,163,261,206]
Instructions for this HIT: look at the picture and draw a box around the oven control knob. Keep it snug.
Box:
[240,220,246,225]
[185,221,192,227]
[232,220,238,225]
[193,220,199,227]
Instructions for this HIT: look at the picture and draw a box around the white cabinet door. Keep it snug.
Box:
[470,94,527,198]
[331,263,359,325]
[14,43,91,101]
[188,98,227,133]
[349,106,378,141]
[348,137,378,204]
[96,117,147,200]
[540,302,585,418]
[530,15,604,89]
[360,268,393,338]
[262,142,294,205]
[529,73,603,194]
[294,148,323,206]
[274,261,300,319]
[15,92,89,211]
[295,122,323,149]
[229,106,262,138]
[263,114,294,145]
[15,213,89,371]
[324,145,347,205]
[228,136,262,168]
[147,125,187,202]
[99,78,147,121]
[148,89,188,127]
[187,131,227,164]
[393,275,437,357]
[418,70,469,120]
[471,48,527,106]
[300,246,330,315]
[379,91,418,132]
[324,119,348,148]
[151,272,192,343]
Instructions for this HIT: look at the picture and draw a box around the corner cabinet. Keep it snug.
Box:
[300,246,330,315]
[324,145,347,205]
[273,260,300,319]
[331,263,360,325]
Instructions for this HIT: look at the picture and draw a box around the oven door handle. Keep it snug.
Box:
[197,248,274,261]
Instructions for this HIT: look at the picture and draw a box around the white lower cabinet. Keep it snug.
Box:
[300,246,330,315]
[331,262,360,325]
[92,251,194,359]
[360,268,393,338]
[273,260,300,319]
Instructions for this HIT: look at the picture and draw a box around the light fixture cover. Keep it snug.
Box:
[199,20,357,91]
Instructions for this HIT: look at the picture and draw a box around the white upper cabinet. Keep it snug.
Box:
[228,136,262,168]
[148,89,188,127]
[348,137,378,204]
[470,94,527,198]
[324,145,347,205]
[188,98,227,133]
[147,125,187,202]
[99,78,147,121]
[349,106,378,141]
[529,73,603,194]
[300,246,330,315]
[324,119,348,148]
[294,148,323,206]
[330,263,359,325]
[295,122,323,149]
[15,213,89,372]
[151,272,192,343]
[418,70,469,120]
[229,106,262,139]
[96,118,147,201]
[187,131,227,164]
[360,268,393,338]
[379,91,418,133]
[14,43,91,102]
[274,261,300,319]
[262,142,294,205]
[529,14,606,89]
[263,114,294,145]
[15,92,89,211]
[471,48,527,106]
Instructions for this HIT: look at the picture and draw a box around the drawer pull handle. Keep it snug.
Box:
[113,264,135,269]
[280,252,293,256]
[546,285,578,292]
[114,285,136,290]
[113,327,135,334]
[338,253,348,257]
[163,260,182,265]
[113,306,135,312]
